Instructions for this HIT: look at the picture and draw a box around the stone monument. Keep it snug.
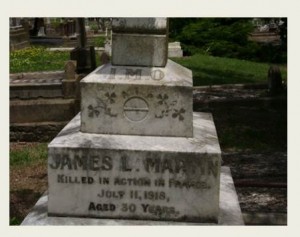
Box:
[22,18,243,225]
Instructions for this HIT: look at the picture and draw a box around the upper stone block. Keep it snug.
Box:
[111,33,168,67]
[111,18,168,67]
[112,18,167,34]
[80,60,193,137]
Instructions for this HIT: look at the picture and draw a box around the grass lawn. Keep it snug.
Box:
[10,143,48,225]
[172,54,287,86]
[10,143,48,167]
[9,46,102,73]
[10,47,69,73]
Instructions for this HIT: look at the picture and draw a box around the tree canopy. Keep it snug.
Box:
[169,18,287,63]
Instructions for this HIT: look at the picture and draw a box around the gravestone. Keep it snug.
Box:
[64,60,77,80]
[45,18,226,224]
[70,18,96,74]
[268,65,283,95]
[168,41,183,58]
[62,60,79,99]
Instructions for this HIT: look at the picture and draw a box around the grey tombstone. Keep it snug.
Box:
[70,18,96,74]
[37,26,46,37]
[168,42,183,58]
[62,60,78,99]
[39,18,243,225]
[64,60,77,80]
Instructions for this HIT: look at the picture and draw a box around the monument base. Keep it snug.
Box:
[21,167,244,225]
[47,112,222,222]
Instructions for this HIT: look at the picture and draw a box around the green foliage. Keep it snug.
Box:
[10,47,69,73]
[50,20,61,29]
[94,36,106,47]
[169,18,196,39]
[173,53,287,86]
[177,18,254,57]
[209,101,287,152]
[89,22,99,31]
[169,18,287,63]
[10,217,22,225]
[10,143,48,167]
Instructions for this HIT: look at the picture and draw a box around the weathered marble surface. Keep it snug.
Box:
[22,167,244,225]
[80,60,193,137]
[168,42,183,58]
[111,17,168,67]
[111,33,168,67]
[112,18,167,34]
[47,112,222,223]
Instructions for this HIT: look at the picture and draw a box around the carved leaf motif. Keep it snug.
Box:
[88,105,94,117]
[170,100,178,106]
[104,92,117,104]
[147,93,153,98]
[87,105,100,118]
[88,111,94,118]
[171,108,185,121]
[94,110,100,117]
[122,91,129,98]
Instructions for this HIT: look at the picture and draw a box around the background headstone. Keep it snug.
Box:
[268,65,283,95]
[64,60,77,80]
[70,18,96,74]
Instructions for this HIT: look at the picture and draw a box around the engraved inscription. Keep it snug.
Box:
[50,153,220,219]
[151,69,164,80]
[126,69,142,80]
[107,68,164,81]
[123,97,149,122]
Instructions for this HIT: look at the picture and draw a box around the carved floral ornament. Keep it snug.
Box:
[87,90,185,122]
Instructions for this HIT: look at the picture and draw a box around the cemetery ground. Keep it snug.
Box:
[9,48,287,225]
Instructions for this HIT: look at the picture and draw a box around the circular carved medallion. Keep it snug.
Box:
[123,97,149,122]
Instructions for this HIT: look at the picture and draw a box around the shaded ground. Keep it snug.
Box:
[10,143,48,225]
[194,86,287,224]
[222,152,287,214]
[9,86,287,225]
[194,86,287,152]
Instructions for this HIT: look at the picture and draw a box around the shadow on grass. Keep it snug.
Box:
[196,99,287,152]
[10,189,42,225]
